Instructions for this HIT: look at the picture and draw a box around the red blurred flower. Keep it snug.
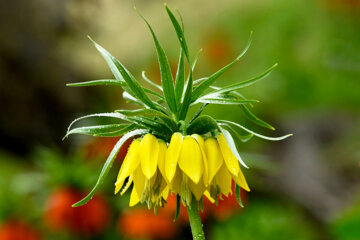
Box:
[0,220,41,240]
[118,209,177,240]
[44,188,110,235]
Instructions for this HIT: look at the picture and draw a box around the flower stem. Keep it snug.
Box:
[186,196,205,240]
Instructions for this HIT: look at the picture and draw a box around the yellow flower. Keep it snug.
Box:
[163,132,250,206]
[114,134,169,209]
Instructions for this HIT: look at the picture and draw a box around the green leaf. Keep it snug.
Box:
[66,112,126,135]
[189,103,208,124]
[196,94,258,105]
[66,79,123,87]
[89,37,157,110]
[64,124,133,139]
[143,88,164,100]
[191,32,253,101]
[142,71,162,91]
[164,4,190,62]
[191,49,202,72]
[136,8,177,113]
[123,91,145,107]
[220,122,253,143]
[207,63,278,96]
[174,194,181,222]
[241,105,275,130]
[92,125,138,137]
[72,129,148,207]
[220,127,248,168]
[178,71,192,120]
[164,4,194,121]
[116,108,177,131]
[187,115,219,135]
[217,120,293,141]
[127,116,172,139]
[174,49,185,109]
[235,184,244,208]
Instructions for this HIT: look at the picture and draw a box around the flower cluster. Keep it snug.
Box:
[65,5,291,231]
[115,132,250,208]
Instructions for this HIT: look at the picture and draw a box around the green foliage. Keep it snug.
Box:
[331,197,360,240]
[211,198,320,240]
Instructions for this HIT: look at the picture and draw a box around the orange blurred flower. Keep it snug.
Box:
[84,137,133,162]
[0,220,41,240]
[118,209,177,240]
[44,188,110,235]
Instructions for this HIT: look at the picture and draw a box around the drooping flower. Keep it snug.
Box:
[114,134,169,209]
[65,3,291,239]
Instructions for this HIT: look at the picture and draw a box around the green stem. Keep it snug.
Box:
[186,197,205,240]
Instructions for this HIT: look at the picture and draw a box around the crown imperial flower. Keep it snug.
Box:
[65,4,291,239]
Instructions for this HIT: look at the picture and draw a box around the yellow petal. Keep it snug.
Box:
[178,136,203,184]
[204,138,224,185]
[189,178,206,201]
[170,167,182,194]
[120,175,133,196]
[165,132,183,182]
[232,168,250,192]
[162,185,170,200]
[140,134,159,179]
[133,167,146,198]
[157,140,168,181]
[192,134,209,186]
[216,164,232,197]
[204,190,215,204]
[115,139,141,193]
[129,186,140,207]
[217,133,240,177]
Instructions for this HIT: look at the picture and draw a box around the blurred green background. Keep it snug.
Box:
[0,0,359,239]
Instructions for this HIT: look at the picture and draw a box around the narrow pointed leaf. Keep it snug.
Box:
[220,122,254,143]
[241,105,275,130]
[123,91,145,107]
[65,124,132,138]
[128,116,172,139]
[196,94,258,105]
[89,37,157,110]
[116,108,177,131]
[72,129,148,207]
[208,63,278,95]
[174,49,185,108]
[178,71,192,120]
[189,103,208,124]
[142,71,162,91]
[66,79,123,87]
[174,194,181,222]
[191,32,253,101]
[235,184,244,208]
[136,9,177,113]
[142,88,164,100]
[164,4,190,61]
[66,112,127,135]
[218,120,293,141]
